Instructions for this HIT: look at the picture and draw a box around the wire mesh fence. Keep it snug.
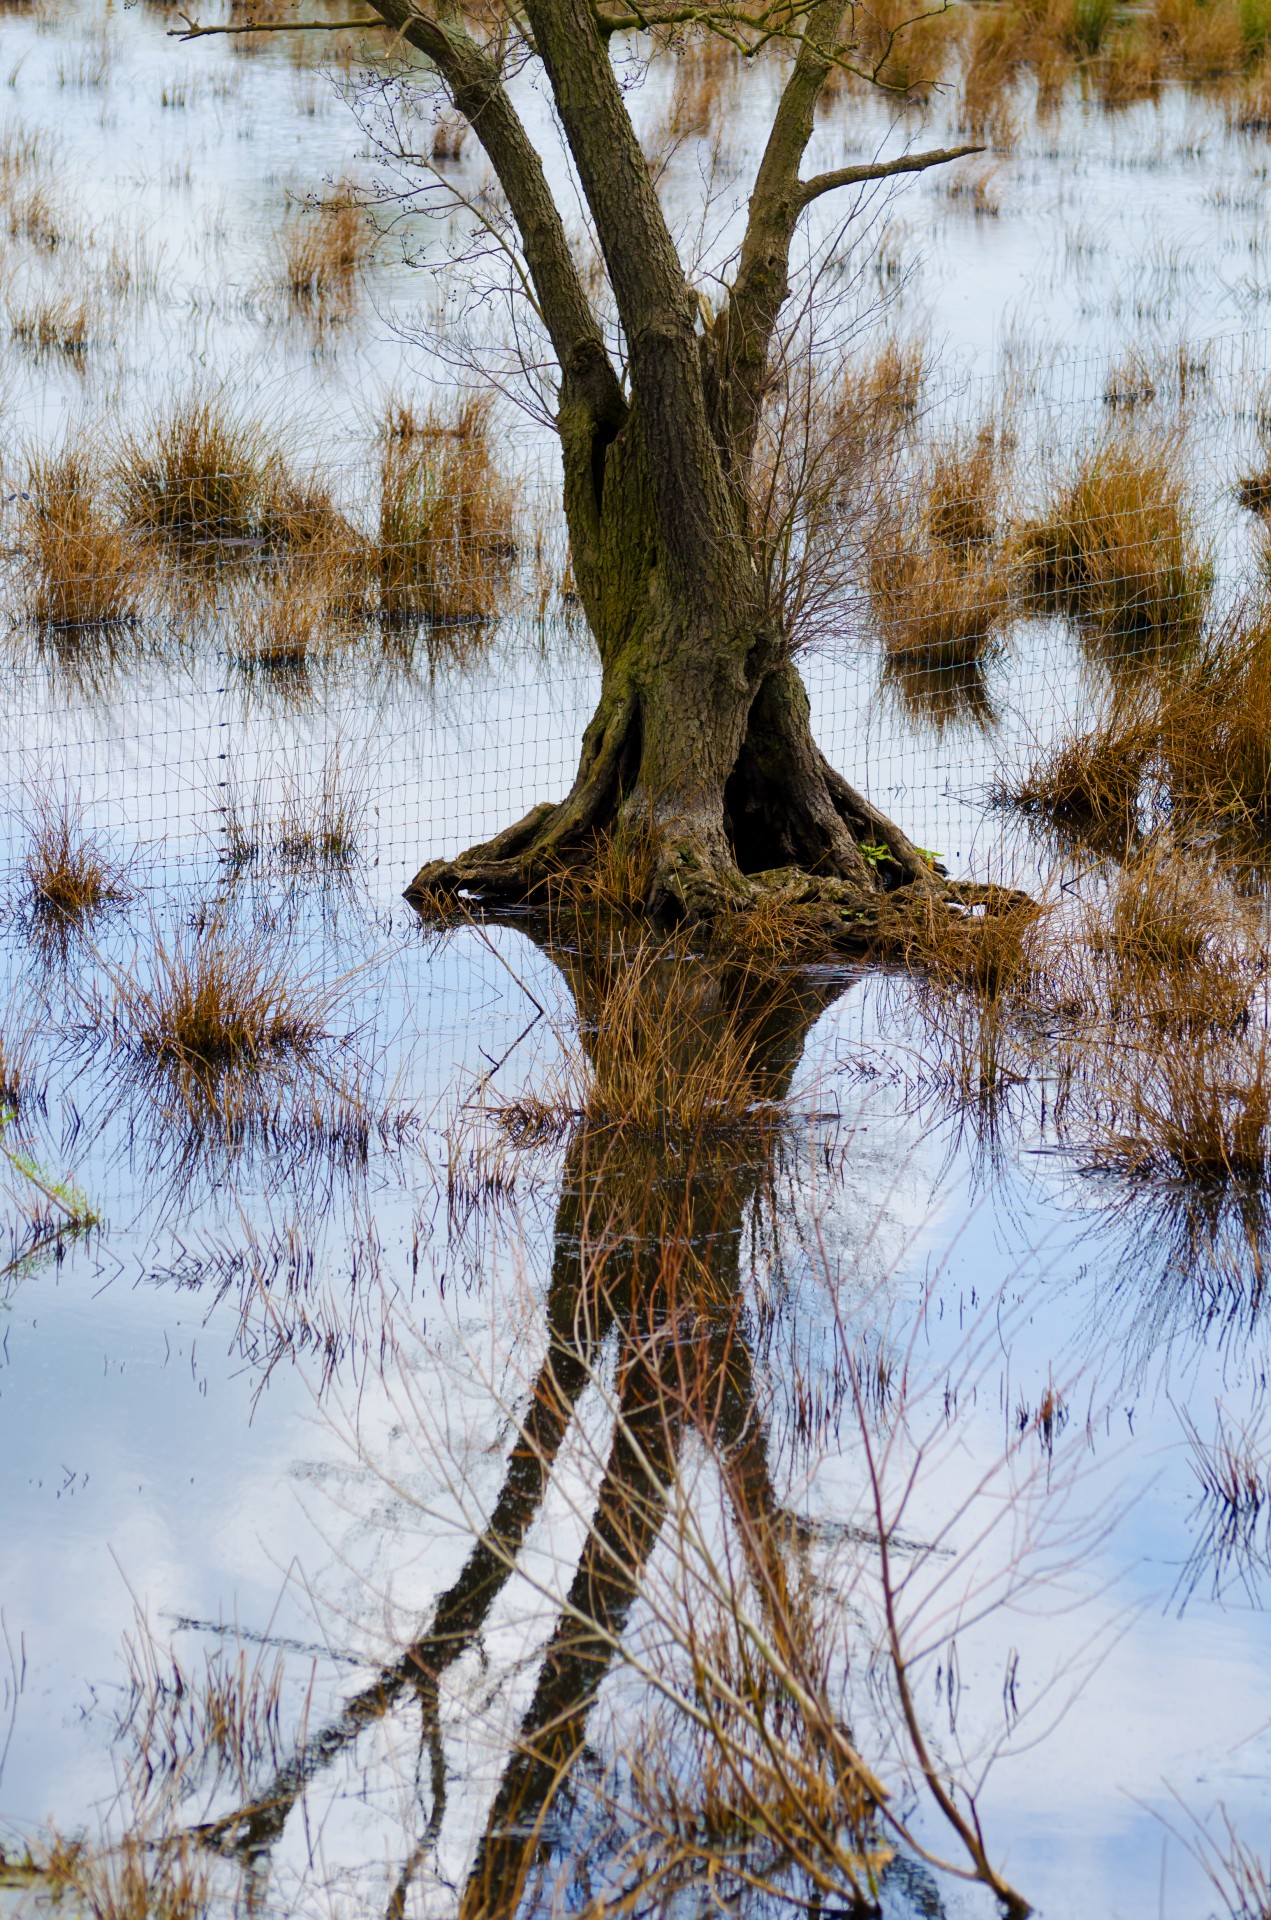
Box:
[2,324,1270,900]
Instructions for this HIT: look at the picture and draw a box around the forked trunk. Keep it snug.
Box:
[372,0,1007,938]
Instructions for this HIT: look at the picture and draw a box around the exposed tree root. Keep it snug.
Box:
[406,664,1029,952]
[407,799,1027,957]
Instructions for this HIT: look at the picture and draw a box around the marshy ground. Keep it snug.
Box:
[5,3,1271,1917]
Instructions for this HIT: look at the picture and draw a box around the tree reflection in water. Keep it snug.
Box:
[196,916,1026,1918]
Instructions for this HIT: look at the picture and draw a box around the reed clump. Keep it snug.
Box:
[959,3,1028,142]
[1090,1034,1271,1182]
[1094,25,1163,105]
[1006,601,1271,846]
[21,1831,210,1920]
[1103,840,1234,972]
[1156,608,1271,824]
[868,538,1009,668]
[834,334,926,456]
[1014,433,1212,661]
[113,917,335,1112]
[9,291,94,358]
[22,791,132,923]
[900,836,1271,1188]
[923,423,1004,551]
[21,445,139,632]
[230,540,369,679]
[274,753,367,868]
[867,426,1012,670]
[376,392,518,626]
[1000,710,1155,845]
[115,393,295,546]
[903,891,1043,1000]
[278,196,372,314]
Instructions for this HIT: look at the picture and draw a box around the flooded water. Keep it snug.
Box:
[2,5,1271,1917]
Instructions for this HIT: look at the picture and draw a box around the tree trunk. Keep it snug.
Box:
[365,0,997,936]
[408,410,947,926]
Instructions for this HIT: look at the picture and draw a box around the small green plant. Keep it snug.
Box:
[0,1106,98,1233]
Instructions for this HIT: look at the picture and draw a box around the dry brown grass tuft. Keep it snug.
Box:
[959,4,1028,143]
[277,195,373,315]
[578,945,784,1139]
[857,0,961,98]
[923,422,1004,551]
[5,178,73,250]
[1094,24,1164,103]
[1005,598,1271,849]
[1100,838,1242,973]
[897,832,1271,1188]
[115,392,291,546]
[543,820,658,921]
[230,540,368,679]
[835,334,926,450]
[863,415,1015,670]
[1226,49,1271,127]
[708,888,844,966]
[8,291,94,359]
[998,708,1155,846]
[945,161,1001,216]
[1156,607,1271,824]
[376,392,518,626]
[1014,431,1212,661]
[112,916,336,1113]
[1090,1031,1271,1182]
[22,790,132,923]
[903,892,1043,1000]
[1103,347,1159,411]
[496,931,789,1147]
[868,538,1009,669]
[21,444,138,632]
[22,1830,210,1920]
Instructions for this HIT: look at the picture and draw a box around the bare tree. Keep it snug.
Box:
[180,0,982,926]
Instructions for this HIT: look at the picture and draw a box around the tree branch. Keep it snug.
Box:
[713,0,847,481]
[171,10,386,36]
[358,1,625,436]
[799,143,985,205]
[519,0,743,605]
[590,0,804,32]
